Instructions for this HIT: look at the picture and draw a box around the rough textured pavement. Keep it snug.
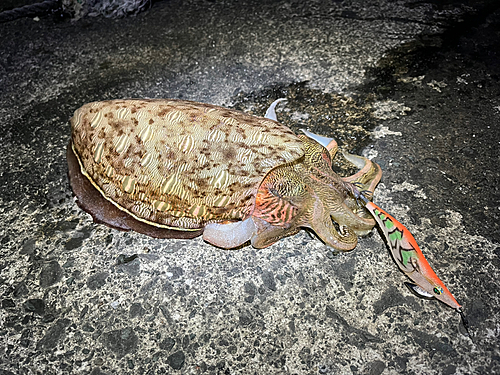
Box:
[1,1,499,374]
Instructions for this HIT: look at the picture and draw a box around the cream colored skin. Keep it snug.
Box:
[204,101,381,249]
[69,98,382,250]
[74,97,469,328]
[204,128,380,249]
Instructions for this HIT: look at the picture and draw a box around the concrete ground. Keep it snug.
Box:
[1,0,499,374]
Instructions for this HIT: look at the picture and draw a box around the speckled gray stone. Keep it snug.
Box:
[23,299,45,315]
[86,272,109,290]
[101,327,138,358]
[36,318,71,350]
[167,350,186,370]
[39,261,63,288]
[1,0,499,374]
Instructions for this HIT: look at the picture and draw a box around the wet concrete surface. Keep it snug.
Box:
[1,0,499,374]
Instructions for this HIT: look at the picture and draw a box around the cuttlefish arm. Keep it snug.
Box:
[355,192,469,333]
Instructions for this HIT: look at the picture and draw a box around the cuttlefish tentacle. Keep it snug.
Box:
[329,202,375,237]
[342,151,382,199]
[302,191,359,251]
[250,216,301,249]
[294,133,374,250]
[300,130,381,235]
[339,151,383,226]
[300,130,381,198]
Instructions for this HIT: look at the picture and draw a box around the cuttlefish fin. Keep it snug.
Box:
[300,129,339,158]
[265,98,287,121]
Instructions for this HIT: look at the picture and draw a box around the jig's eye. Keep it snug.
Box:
[433,287,443,295]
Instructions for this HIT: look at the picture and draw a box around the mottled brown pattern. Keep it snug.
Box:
[70,99,304,230]
[250,135,380,249]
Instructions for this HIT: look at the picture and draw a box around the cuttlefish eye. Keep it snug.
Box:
[433,287,444,295]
